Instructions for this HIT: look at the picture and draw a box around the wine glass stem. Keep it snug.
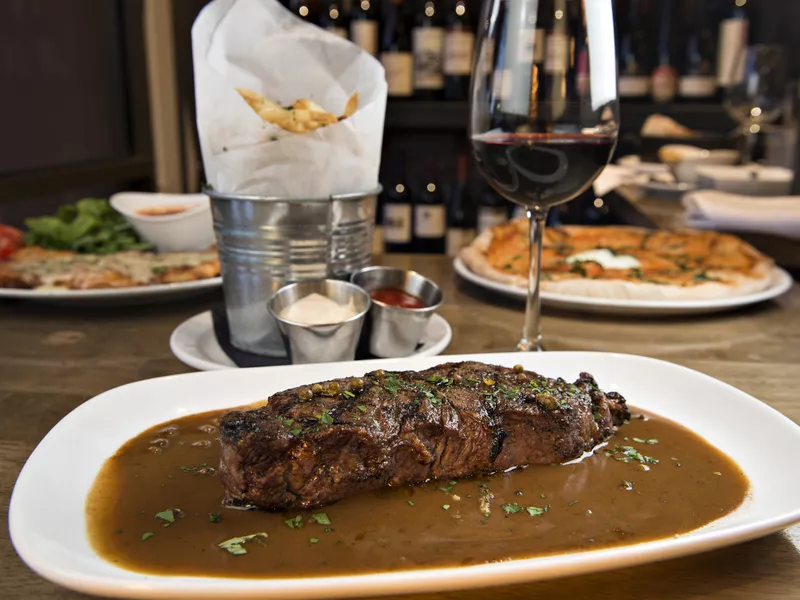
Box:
[518,209,547,352]
[742,128,757,164]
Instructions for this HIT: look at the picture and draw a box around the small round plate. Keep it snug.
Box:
[454,257,793,317]
[170,310,453,371]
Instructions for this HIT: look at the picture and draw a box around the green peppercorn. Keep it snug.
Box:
[350,377,365,391]
[373,369,385,378]
[513,364,524,373]
[326,381,340,395]
[452,373,463,385]
[516,372,528,383]
[311,384,323,396]
[297,387,313,401]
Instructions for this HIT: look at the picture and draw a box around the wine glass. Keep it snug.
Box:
[469,0,619,351]
[724,44,788,164]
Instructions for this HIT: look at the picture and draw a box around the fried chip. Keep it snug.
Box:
[340,92,358,120]
[236,88,355,134]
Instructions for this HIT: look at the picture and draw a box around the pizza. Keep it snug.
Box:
[0,247,220,291]
[460,221,775,300]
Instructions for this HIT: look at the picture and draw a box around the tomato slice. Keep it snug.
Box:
[0,225,24,259]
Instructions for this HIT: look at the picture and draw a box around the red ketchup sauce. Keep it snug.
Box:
[369,287,427,309]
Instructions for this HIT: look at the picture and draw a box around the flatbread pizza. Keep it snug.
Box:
[460,221,774,301]
[0,247,220,291]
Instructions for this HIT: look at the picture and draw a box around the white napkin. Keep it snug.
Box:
[683,190,800,240]
[192,0,387,197]
[592,164,653,197]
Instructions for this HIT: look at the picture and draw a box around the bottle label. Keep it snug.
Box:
[618,75,650,97]
[717,18,748,86]
[519,28,546,64]
[384,204,412,243]
[443,30,474,75]
[351,20,378,56]
[679,75,716,98]
[372,225,384,255]
[477,207,507,233]
[545,31,569,73]
[329,27,348,40]
[651,65,678,103]
[446,228,476,257]
[413,27,444,90]
[381,52,414,96]
[414,204,446,238]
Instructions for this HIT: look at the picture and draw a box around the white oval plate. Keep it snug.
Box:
[454,257,794,316]
[9,352,800,599]
[0,277,222,306]
[170,310,453,371]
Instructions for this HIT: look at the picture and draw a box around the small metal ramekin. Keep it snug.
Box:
[350,266,442,358]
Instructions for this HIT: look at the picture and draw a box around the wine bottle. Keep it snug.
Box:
[413,162,446,254]
[442,0,474,101]
[677,0,717,102]
[446,154,476,257]
[380,0,413,98]
[650,0,678,103]
[541,0,574,114]
[476,186,508,233]
[350,0,379,56]
[383,153,414,253]
[412,0,445,99]
[320,0,349,38]
[716,0,749,89]
[617,0,652,101]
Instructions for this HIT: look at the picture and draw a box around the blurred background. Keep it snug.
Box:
[1,0,799,256]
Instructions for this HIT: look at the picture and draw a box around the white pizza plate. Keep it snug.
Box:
[454,257,794,316]
[9,351,800,599]
[0,277,222,306]
[170,310,453,371]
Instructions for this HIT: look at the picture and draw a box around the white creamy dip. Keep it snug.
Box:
[280,293,357,325]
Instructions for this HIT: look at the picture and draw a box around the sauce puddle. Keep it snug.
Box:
[87,408,748,578]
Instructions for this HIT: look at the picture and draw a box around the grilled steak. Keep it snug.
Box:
[218,361,630,510]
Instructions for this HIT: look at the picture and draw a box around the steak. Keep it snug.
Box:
[218,361,630,510]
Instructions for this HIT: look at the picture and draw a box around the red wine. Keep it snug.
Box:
[471,133,615,210]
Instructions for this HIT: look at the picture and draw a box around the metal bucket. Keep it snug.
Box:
[206,187,379,357]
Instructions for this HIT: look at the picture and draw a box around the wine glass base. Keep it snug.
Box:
[517,337,544,352]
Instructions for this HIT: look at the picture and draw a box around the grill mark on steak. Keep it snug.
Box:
[218,361,630,510]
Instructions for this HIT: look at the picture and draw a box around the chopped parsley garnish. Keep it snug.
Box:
[526,506,547,517]
[209,512,222,523]
[315,409,334,426]
[343,390,355,399]
[611,445,659,465]
[155,509,176,526]
[501,503,523,514]
[424,390,442,406]
[646,439,659,445]
[427,375,452,386]
[151,266,166,275]
[713,471,722,476]
[632,437,646,443]
[178,463,207,474]
[442,504,451,511]
[440,486,454,494]
[141,532,155,541]
[407,500,415,507]
[568,500,580,507]
[311,513,331,526]
[284,515,304,529]
[218,533,267,556]
[309,538,320,544]
[356,404,368,412]
[622,480,634,491]
[384,376,402,394]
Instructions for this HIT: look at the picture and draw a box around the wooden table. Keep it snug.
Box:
[1,254,799,599]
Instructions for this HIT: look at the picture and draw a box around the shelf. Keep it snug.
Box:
[384,100,735,135]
